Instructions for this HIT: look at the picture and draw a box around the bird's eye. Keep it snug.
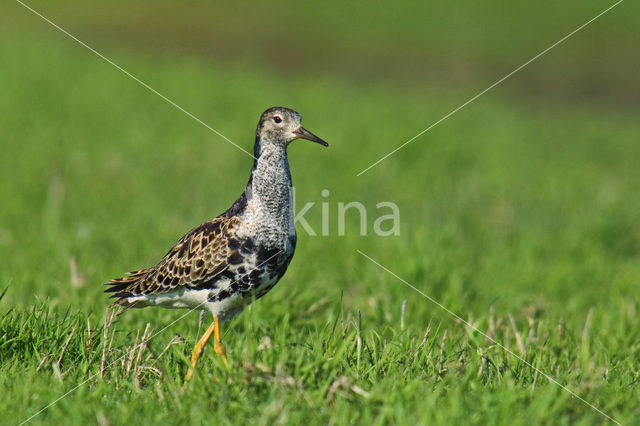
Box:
[273,116,282,124]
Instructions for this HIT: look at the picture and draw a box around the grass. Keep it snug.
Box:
[2,2,640,424]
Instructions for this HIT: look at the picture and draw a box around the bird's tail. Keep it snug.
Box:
[104,269,152,307]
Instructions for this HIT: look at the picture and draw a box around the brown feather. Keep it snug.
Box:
[103,216,240,306]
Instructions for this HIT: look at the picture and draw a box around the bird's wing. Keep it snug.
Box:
[105,216,240,303]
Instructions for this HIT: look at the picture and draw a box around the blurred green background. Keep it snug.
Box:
[1,0,639,424]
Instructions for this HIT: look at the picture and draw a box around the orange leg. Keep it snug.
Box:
[213,315,229,367]
[184,316,228,383]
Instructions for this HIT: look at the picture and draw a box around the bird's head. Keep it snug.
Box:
[256,107,328,148]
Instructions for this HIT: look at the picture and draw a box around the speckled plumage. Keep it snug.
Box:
[104,107,327,325]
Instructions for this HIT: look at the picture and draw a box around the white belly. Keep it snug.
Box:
[126,287,246,323]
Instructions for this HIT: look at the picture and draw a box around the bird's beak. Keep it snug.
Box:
[294,127,328,147]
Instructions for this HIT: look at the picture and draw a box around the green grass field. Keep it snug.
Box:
[1,1,639,424]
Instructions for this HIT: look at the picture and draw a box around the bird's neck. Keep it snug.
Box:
[241,137,294,237]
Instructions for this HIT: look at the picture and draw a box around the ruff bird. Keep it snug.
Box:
[104,107,327,380]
